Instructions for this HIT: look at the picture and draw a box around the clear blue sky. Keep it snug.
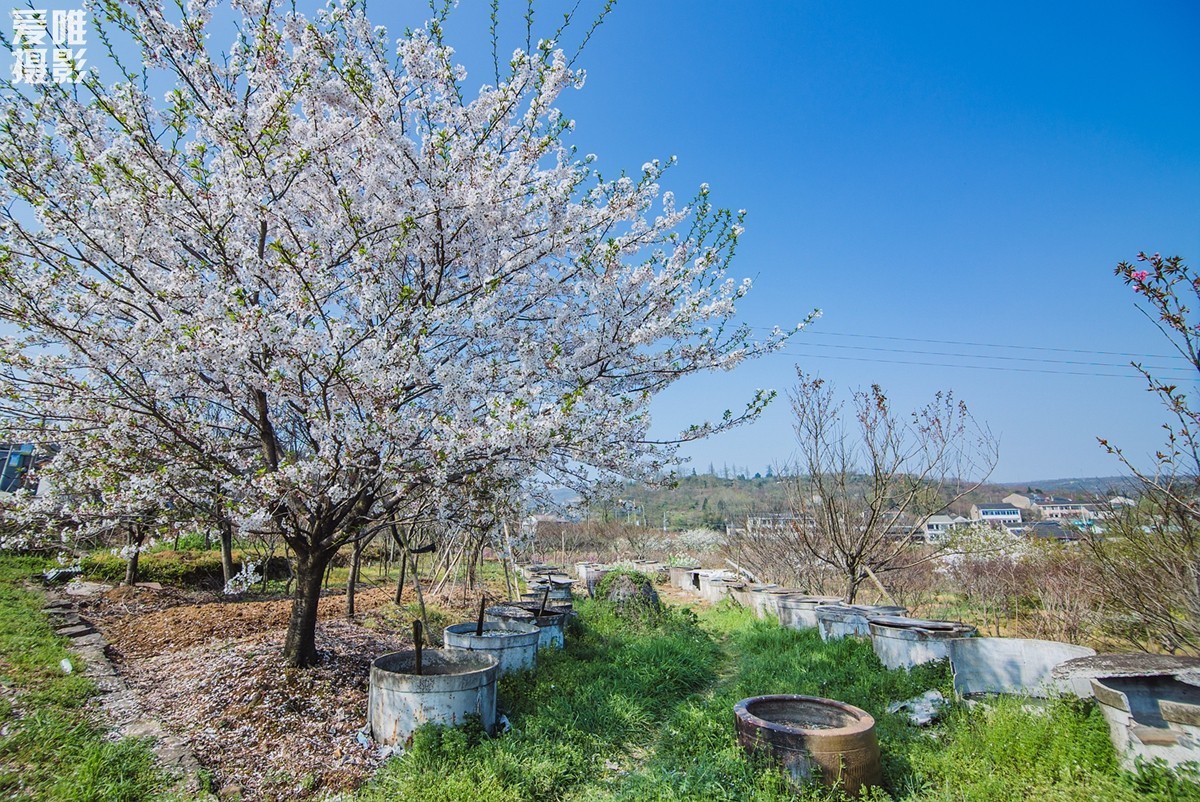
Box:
[7,1,1198,482]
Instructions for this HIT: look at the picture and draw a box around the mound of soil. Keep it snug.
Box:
[97,586,394,660]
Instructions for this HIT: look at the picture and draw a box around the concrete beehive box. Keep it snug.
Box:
[443,621,540,676]
[367,649,498,746]
[814,604,907,641]
[867,616,976,669]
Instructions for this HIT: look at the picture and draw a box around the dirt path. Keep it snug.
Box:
[82,580,483,801]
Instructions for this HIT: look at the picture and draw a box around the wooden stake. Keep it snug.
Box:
[476,596,487,636]
[412,620,423,675]
[537,586,550,617]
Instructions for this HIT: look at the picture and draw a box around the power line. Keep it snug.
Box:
[755,327,1185,361]
[783,340,1194,374]
[780,349,1178,379]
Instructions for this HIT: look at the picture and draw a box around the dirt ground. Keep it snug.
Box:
[83,578,483,801]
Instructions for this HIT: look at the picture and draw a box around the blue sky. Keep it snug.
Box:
[518,0,1200,483]
[7,1,1198,482]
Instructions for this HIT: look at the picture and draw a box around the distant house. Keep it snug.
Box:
[922,513,969,543]
[881,514,923,541]
[1025,520,1084,543]
[743,514,805,537]
[970,503,1022,525]
[1037,497,1086,520]
[1080,496,1136,523]
[1002,493,1085,520]
[1002,492,1036,510]
[0,444,36,493]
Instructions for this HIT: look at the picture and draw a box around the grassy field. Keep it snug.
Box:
[6,547,1200,800]
[0,555,166,801]
[361,598,1200,802]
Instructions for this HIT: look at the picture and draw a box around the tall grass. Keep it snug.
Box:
[0,554,165,801]
[361,597,1200,802]
[360,601,719,802]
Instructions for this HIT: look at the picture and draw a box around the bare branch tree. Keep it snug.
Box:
[781,369,998,602]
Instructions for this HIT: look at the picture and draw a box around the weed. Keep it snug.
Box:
[0,554,166,800]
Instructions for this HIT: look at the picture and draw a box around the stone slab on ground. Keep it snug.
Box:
[1053,654,1200,681]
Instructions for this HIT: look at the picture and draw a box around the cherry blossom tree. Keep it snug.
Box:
[0,1,791,666]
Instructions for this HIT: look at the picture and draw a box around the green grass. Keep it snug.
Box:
[360,597,1200,802]
[359,600,720,801]
[0,554,166,801]
[81,548,228,587]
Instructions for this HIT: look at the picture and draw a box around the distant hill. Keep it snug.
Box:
[579,472,1141,531]
[993,477,1141,497]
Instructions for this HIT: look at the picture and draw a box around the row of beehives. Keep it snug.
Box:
[519,559,669,598]
[670,565,1200,775]
[366,594,574,748]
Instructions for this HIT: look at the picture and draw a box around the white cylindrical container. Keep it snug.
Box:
[443,621,540,676]
[777,596,843,631]
[367,649,498,746]
[815,604,908,641]
[866,616,976,669]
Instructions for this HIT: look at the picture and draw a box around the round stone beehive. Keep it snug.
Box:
[734,694,882,796]
[367,649,498,746]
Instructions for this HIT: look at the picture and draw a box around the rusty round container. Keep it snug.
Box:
[734,694,881,796]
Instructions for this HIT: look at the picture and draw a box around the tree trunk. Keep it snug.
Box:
[501,520,516,601]
[395,547,407,604]
[123,526,142,586]
[283,548,334,668]
[219,518,236,584]
[391,524,407,604]
[346,540,363,618]
[844,570,861,604]
[410,551,428,633]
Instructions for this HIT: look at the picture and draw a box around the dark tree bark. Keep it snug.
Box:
[123,525,143,586]
[219,517,236,584]
[346,539,365,618]
[282,546,336,667]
